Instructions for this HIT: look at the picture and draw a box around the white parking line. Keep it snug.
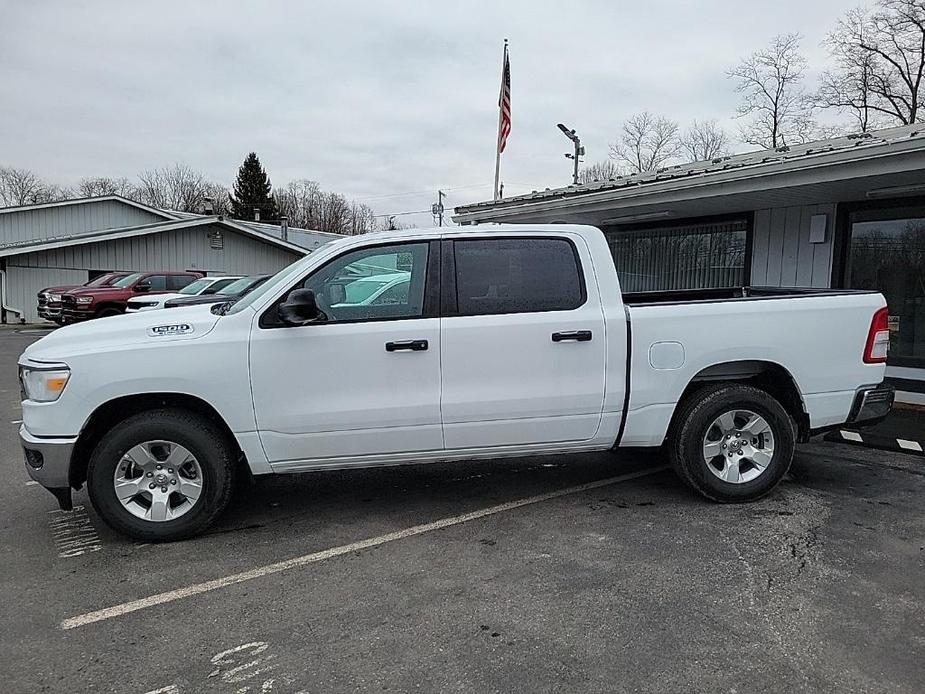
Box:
[60,466,665,630]
[25,480,38,486]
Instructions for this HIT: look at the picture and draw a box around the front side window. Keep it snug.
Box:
[453,238,584,316]
[114,272,143,288]
[296,243,428,322]
[145,275,168,291]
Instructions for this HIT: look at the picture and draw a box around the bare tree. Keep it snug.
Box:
[579,160,622,184]
[608,112,681,173]
[728,33,815,149]
[679,120,730,161]
[274,179,375,234]
[76,176,136,199]
[821,1,925,127]
[0,166,67,206]
[135,164,215,213]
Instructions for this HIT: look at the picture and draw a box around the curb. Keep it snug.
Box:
[824,429,924,457]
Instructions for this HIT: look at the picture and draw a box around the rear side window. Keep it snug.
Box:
[453,238,584,315]
[168,274,196,290]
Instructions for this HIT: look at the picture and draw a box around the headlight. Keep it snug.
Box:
[75,296,93,304]
[19,366,70,402]
[47,293,62,302]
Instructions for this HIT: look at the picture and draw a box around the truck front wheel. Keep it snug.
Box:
[87,409,236,541]
[668,384,795,503]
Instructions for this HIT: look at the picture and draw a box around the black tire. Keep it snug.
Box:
[87,409,236,541]
[668,383,795,503]
[96,307,122,319]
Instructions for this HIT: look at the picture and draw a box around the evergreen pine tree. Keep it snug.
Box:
[230,152,279,221]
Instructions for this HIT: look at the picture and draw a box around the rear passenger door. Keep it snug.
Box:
[440,234,607,449]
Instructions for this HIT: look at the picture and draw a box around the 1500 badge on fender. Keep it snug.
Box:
[147,323,193,337]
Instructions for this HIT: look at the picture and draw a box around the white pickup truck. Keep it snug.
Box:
[19,225,894,540]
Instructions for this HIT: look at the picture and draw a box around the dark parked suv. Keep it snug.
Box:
[61,271,203,322]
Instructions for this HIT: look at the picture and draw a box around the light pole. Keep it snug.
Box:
[557,123,584,185]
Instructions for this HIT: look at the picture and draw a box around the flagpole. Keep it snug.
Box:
[493,39,508,202]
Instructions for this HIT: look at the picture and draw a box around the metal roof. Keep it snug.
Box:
[0,215,310,258]
[454,123,925,218]
[0,194,177,220]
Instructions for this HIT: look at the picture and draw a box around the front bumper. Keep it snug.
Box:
[37,305,62,320]
[20,425,77,509]
[846,383,894,426]
[61,306,94,322]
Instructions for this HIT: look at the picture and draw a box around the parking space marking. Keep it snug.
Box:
[60,466,666,630]
[898,438,923,452]
[48,505,102,557]
[25,480,38,486]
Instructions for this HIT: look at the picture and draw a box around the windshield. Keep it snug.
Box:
[113,272,143,288]
[179,278,213,295]
[218,277,259,295]
[87,273,124,287]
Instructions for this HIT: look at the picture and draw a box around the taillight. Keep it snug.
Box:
[863,307,890,364]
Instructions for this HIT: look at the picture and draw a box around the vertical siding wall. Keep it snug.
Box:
[0,200,166,245]
[750,203,835,288]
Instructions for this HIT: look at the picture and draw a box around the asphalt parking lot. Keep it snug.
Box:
[1,328,923,693]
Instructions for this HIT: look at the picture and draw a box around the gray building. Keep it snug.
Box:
[454,124,925,404]
[0,195,342,322]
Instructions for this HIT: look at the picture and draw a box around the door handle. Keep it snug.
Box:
[385,339,429,352]
[552,330,592,342]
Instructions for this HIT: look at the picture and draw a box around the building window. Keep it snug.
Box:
[845,205,925,369]
[601,218,748,292]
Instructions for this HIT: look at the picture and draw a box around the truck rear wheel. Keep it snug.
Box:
[668,384,794,503]
[87,409,235,541]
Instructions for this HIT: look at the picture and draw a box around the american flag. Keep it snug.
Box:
[497,43,511,153]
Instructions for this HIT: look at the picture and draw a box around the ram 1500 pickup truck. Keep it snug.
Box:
[18,225,894,540]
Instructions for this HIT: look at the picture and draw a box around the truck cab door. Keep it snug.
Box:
[439,234,608,449]
[248,240,443,466]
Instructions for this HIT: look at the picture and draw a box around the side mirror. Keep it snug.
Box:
[279,289,326,325]
[327,283,346,305]
[134,281,152,293]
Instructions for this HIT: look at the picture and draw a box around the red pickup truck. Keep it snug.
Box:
[37,272,131,324]
[60,271,203,322]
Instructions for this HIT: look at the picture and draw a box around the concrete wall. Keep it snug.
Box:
[5,224,302,322]
[750,203,836,288]
[0,200,166,246]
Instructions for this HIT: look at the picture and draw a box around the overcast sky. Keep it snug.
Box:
[2,0,860,227]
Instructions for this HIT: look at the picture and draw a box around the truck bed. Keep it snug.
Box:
[622,286,880,306]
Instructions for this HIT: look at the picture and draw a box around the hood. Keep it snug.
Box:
[40,285,80,295]
[65,286,126,298]
[128,292,186,304]
[21,304,222,363]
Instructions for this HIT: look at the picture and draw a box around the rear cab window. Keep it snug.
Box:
[450,237,585,316]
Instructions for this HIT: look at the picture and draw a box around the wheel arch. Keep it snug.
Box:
[670,360,809,443]
[70,392,245,488]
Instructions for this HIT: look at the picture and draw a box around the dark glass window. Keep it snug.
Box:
[603,219,748,292]
[453,238,584,315]
[846,206,925,368]
[146,275,167,290]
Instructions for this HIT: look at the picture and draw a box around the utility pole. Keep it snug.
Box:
[557,123,584,185]
[432,190,446,227]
